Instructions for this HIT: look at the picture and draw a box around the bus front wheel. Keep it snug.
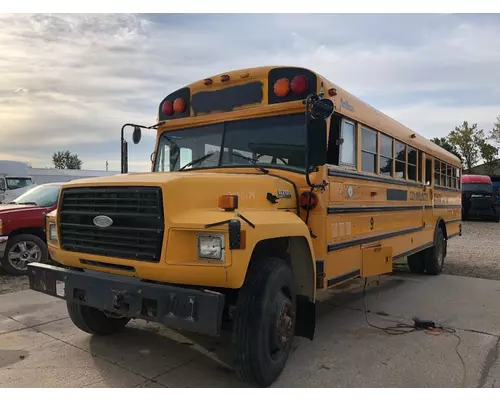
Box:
[423,227,446,275]
[232,257,296,387]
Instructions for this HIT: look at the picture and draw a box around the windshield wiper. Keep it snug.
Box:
[18,202,38,206]
[231,153,269,174]
[179,152,217,171]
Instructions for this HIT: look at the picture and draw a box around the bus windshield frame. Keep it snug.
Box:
[154,113,307,174]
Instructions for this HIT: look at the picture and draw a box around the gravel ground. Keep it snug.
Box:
[0,221,498,295]
[444,220,500,280]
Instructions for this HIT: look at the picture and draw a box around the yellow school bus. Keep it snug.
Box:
[28,66,462,387]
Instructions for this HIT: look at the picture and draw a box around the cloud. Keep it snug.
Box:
[0,13,499,172]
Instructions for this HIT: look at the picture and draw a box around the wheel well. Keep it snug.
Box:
[249,236,315,301]
[248,236,316,340]
[437,218,448,239]
[7,227,46,243]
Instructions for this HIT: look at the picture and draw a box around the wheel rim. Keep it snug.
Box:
[7,241,42,271]
[269,290,294,360]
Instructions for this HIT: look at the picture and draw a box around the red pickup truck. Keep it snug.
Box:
[0,182,63,276]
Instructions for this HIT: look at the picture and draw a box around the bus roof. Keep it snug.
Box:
[179,66,462,167]
[462,174,492,184]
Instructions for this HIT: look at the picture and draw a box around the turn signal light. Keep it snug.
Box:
[273,78,290,97]
[298,191,318,210]
[218,194,239,211]
[173,98,186,113]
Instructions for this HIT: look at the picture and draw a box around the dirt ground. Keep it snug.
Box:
[1,220,498,295]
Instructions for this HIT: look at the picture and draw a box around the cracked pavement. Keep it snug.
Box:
[1,271,499,387]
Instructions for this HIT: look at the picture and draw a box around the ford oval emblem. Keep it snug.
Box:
[93,215,113,228]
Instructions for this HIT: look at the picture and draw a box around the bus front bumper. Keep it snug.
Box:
[27,262,225,336]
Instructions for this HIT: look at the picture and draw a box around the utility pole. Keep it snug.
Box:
[106,161,108,171]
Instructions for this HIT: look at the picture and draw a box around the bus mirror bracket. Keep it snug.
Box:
[305,94,331,190]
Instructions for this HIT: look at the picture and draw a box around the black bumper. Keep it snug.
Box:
[27,262,225,336]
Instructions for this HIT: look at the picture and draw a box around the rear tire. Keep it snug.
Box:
[423,227,446,275]
[232,257,296,387]
[407,252,426,274]
[67,301,130,335]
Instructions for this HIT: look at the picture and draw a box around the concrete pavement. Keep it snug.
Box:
[1,271,499,387]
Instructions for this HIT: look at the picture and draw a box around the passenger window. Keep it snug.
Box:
[441,163,447,187]
[447,164,452,187]
[395,141,406,179]
[180,148,192,169]
[340,119,356,166]
[435,161,441,186]
[457,168,461,189]
[408,146,417,181]
[379,134,393,176]
[425,157,432,186]
[361,126,377,173]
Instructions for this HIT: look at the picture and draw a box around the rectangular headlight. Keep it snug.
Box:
[197,234,224,261]
[49,223,58,241]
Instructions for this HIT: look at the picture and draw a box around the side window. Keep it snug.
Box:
[451,166,457,188]
[379,134,393,176]
[425,157,432,186]
[408,146,417,181]
[457,168,461,189]
[447,164,452,187]
[0,178,5,191]
[340,119,356,167]
[395,140,406,179]
[361,126,377,173]
[435,160,441,186]
[441,162,447,187]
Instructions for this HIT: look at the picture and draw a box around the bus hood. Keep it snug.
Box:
[61,171,300,211]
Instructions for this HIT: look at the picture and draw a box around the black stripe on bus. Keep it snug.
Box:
[328,169,424,188]
[327,226,424,252]
[387,189,408,201]
[446,218,462,224]
[393,242,433,261]
[327,205,423,214]
[448,232,461,239]
[435,185,462,193]
[434,204,462,209]
[327,269,361,287]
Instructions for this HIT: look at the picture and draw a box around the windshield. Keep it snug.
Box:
[154,113,307,172]
[463,183,492,194]
[6,177,32,190]
[11,184,61,207]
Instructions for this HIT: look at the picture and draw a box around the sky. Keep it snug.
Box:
[1,13,500,172]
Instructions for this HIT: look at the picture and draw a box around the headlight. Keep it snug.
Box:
[48,223,58,241]
[197,234,224,261]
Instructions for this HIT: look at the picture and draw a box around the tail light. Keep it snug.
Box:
[273,78,290,97]
[298,191,318,210]
[162,100,174,116]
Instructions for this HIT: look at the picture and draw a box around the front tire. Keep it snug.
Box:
[232,257,296,387]
[67,301,130,335]
[1,234,48,276]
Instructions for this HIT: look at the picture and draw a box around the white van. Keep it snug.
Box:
[0,160,35,203]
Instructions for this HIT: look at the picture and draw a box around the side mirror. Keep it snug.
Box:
[132,126,142,144]
[150,152,155,162]
[310,98,334,120]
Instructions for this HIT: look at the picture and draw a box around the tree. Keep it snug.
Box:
[478,140,499,175]
[431,137,462,161]
[52,150,82,169]
[447,121,485,172]
[490,115,500,145]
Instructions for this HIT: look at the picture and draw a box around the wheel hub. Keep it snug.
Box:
[274,297,293,349]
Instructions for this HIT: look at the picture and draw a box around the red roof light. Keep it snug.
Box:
[173,98,186,114]
[162,100,174,116]
[291,75,309,95]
